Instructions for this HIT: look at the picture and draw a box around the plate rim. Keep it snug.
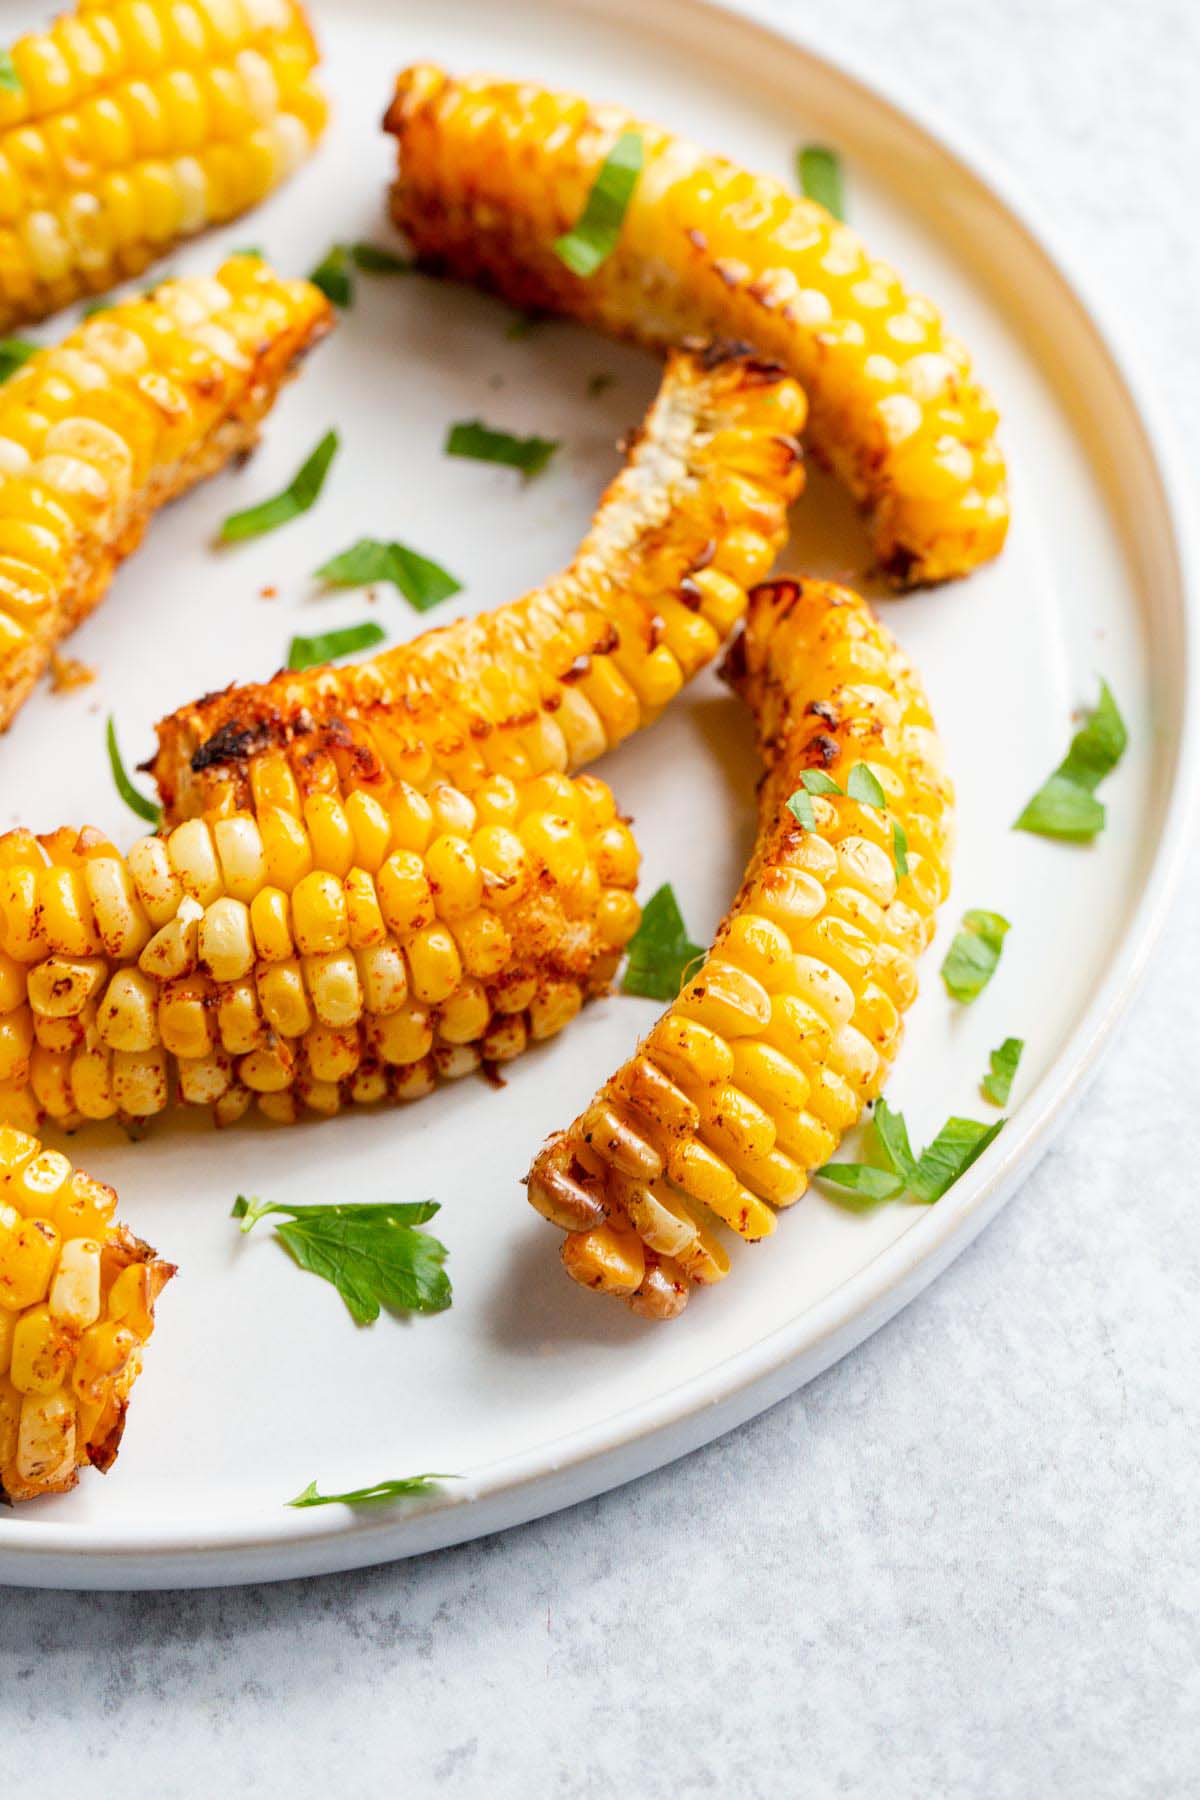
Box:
[2,0,1196,1587]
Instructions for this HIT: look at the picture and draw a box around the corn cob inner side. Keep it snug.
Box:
[152,345,806,820]
[0,721,642,1130]
[527,577,954,1319]
[384,63,1007,587]
[0,0,327,331]
[0,1123,172,1502]
[0,254,333,732]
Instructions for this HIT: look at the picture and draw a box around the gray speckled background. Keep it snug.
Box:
[5,1,1200,1792]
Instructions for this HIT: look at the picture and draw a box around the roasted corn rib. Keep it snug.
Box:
[153,344,806,818]
[0,1125,172,1501]
[384,64,1007,586]
[0,350,802,1131]
[0,255,333,732]
[527,577,954,1319]
[0,0,326,330]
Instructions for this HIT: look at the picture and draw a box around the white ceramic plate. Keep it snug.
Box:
[1,0,1194,1590]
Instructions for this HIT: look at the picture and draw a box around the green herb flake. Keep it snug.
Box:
[0,52,21,94]
[587,372,615,397]
[910,1116,1005,1204]
[787,788,816,831]
[286,621,386,671]
[220,429,339,542]
[316,538,461,613]
[873,1097,919,1186]
[812,1162,905,1206]
[941,908,1010,1003]
[982,1037,1024,1107]
[230,246,263,259]
[287,1473,455,1509]
[554,131,644,277]
[787,768,843,831]
[1014,680,1127,843]
[817,1099,1004,1210]
[106,716,161,826]
[892,818,909,879]
[621,883,705,1002]
[0,337,37,382]
[350,242,411,274]
[846,762,886,808]
[308,242,353,308]
[233,1194,451,1324]
[797,145,844,219]
[445,418,560,479]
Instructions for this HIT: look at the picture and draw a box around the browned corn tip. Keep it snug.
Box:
[0,254,333,732]
[0,0,328,333]
[150,342,806,820]
[528,576,954,1317]
[0,1124,173,1502]
[0,742,642,1130]
[384,62,1006,586]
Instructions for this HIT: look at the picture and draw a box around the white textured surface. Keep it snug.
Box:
[4,0,1199,1791]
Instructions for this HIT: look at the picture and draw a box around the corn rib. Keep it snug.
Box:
[0,0,327,331]
[152,344,806,818]
[384,64,1008,586]
[0,1124,172,1502]
[0,255,333,733]
[526,577,954,1319]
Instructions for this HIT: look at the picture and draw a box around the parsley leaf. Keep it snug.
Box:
[287,1474,454,1509]
[982,1036,1024,1107]
[316,538,461,612]
[233,1194,451,1323]
[621,883,705,1002]
[787,769,842,831]
[554,131,644,276]
[308,242,352,307]
[220,429,339,542]
[797,144,844,219]
[287,621,386,671]
[106,716,161,826]
[892,818,909,879]
[873,1097,919,1186]
[1014,680,1127,842]
[941,909,1010,1002]
[0,337,37,382]
[910,1116,1005,1203]
[445,418,559,479]
[811,1163,904,1205]
[0,52,20,94]
[846,762,886,808]
[817,1100,1004,1209]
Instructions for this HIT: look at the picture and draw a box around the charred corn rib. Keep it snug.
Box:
[0,1125,172,1501]
[384,65,1007,586]
[0,255,332,732]
[152,345,806,819]
[527,578,954,1319]
[0,763,643,1130]
[0,0,326,329]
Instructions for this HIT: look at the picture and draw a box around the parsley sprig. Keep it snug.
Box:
[621,884,704,1002]
[815,1097,1004,1209]
[287,1473,455,1509]
[1014,679,1127,842]
[233,1195,451,1324]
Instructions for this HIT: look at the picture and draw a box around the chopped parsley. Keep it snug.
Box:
[0,337,37,382]
[316,538,461,612]
[941,909,1010,1003]
[287,1473,454,1509]
[892,818,909,879]
[308,241,411,307]
[846,762,886,808]
[286,621,386,671]
[554,131,644,277]
[0,52,20,93]
[1014,679,1127,842]
[220,429,339,542]
[621,883,705,1002]
[105,717,161,827]
[233,1195,451,1324]
[816,1097,1004,1209]
[981,1037,1024,1107]
[797,144,844,219]
[445,418,559,479]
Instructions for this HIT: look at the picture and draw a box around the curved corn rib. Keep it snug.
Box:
[526,577,954,1319]
[0,0,327,330]
[384,64,1008,587]
[0,255,333,733]
[152,344,806,818]
[0,760,641,1131]
[0,1125,172,1502]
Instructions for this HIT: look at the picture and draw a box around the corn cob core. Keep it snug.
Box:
[0,0,326,331]
[0,254,333,731]
[0,1124,172,1501]
[527,578,954,1319]
[384,64,1007,587]
[152,345,806,818]
[0,739,642,1129]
